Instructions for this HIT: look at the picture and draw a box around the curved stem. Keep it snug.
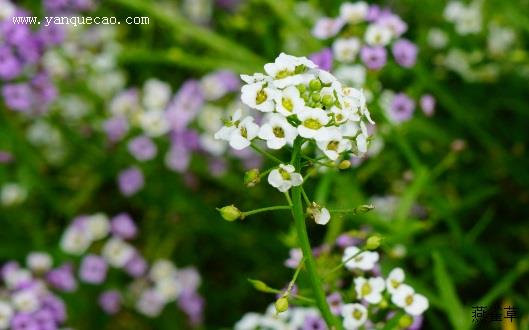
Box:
[242,205,291,218]
[290,138,342,330]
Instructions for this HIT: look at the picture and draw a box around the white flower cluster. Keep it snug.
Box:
[443,1,482,35]
[341,246,429,328]
[214,53,373,191]
[235,304,322,330]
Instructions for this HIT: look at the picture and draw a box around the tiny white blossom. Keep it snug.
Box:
[241,82,277,112]
[341,303,367,330]
[258,114,298,149]
[268,164,303,192]
[316,128,351,160]
[60,227,92,256]
[297,108,331,140]
[308,202,331,225]
[1,183,27,207]
[102,237,135,268]
[333,37,361,63]
[342,246,379,271]
[214,110,259,150]
[264,52,317,79]
[274,85,305,116]
[312,17,345,39]
[12,290,40,313]
[26,252,53,273]
[136,289,165,317]
[87,213,110,240]
[339,2,368,23]
[0,301,13,330]
[143,79,171,110]
[139,110,170,137]
[235,313,262,330]
[150,260,178,282]
[3,268,31,290]
[391,284,429,316]
[154,277,182,303]
[334,65,366,88]
[386,267,405,295]
[354,276,385,304]
[365,24,393,46]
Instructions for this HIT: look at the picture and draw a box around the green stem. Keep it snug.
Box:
[290,138,342,330]
[251,143,283,164]
[329,205,375,214]
[242,205,291,218]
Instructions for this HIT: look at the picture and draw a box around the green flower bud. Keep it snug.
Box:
[248,279,269,292]
[275,297,289,313]
[297,84,307,93]
[244,169,260,187]
[309,79,322,91]
[322,94,334,107]
[338,160,351,169]
[365,235,382,250]
[399,314,414,328]
[217,205,241,221]
[311,92,321,102]
[355,204,375,214]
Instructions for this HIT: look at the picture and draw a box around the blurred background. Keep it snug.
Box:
[1,0,529,329]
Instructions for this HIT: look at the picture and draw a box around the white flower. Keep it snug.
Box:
[136,289,165,317]
[364,24,393,46]
[235,313,262,330]
[60,227,92,256]
[258,114,298,149]
[240,73,270,84]
[312,17,345,39]
[308,202,331,225]
[264,52,317,79]
[297,108,331,140]
[391,284,429,316]
[150,260,178,282]
[274,86,305,116]
[339,2,368,23]
[87,213,110,240]
[316,128,351,160]
[268,164,303,192]
[0,301,13,330]
[386,267,405,295]
[1,183,27,207]
[143,79,171,110]
[241,82,277,112]
[154,277,182,303]
[354,276,385,304]
[334,65,366,88]
[12,290,40,313]
[427,28,448,49]
[0,0,15,20]
[3,268,32,290]
[139,110,170,137]
[333,37,361,63]
[102,238,135,268]
[26,252,52,273]
[341,303,367,330]
[342,246,379,271]
[214,110,259,150]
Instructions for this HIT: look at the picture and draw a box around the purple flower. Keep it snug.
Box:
[11,313,38,330]
[201,70,240,101]
[46,264,77,292]
[16,36,43,65]
[177,267,202,292]
[110,213,137,240]
[99,290,121,315]
[118,167,144,196]
[420,94,436,117]
[377,13,408,37]
[2,83,32,112]
[33,308,56,329]
[312,17,345,39]
[178,290,204,326]
[284,248,302,269]
[124,254,147,278]
[335,234,360,248]
[31,73,57,111]
[208,159,227,177]
[103,116,129,142]
[79,255,108,284]
[0,150,13,163]
[0,47,22,80]
[309,48,333,72]
[389,93,415,123]
[1,22,31,46]
[166,80,204,131]
[408,315,424,330]
[327,292,343,315]
[41,295,66,323]
[360,46,387,70]
[303,315,326,330]
[128,135,157,161]
[165,144,192,173]
[392,39,418,68]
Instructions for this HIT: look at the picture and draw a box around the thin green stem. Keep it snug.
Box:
[251,143,283,164]
[242,205,291,218]
[290,138,343,330]
[284,192,293,206]
[284,257,305,296]
[300,187,311,206]
[329,205,375,214]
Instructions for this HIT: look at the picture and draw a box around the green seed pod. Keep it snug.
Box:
[322,94,334,107]
[275,297,289,313]
[217,205,241,221]
[365,235,382,250]
[309,79,322,91]
[244,169,260,187]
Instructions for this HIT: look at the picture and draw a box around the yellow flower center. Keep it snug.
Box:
[405,294,414,306]
[353,309,363,320]
[273,126,285,138]
[256,89,267,104]
[361,282,372,296]
[282,97,294,111]
[303,118,322,130]
[240,127,247,138]
[279,168,291,180]
[327,141,339,151]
